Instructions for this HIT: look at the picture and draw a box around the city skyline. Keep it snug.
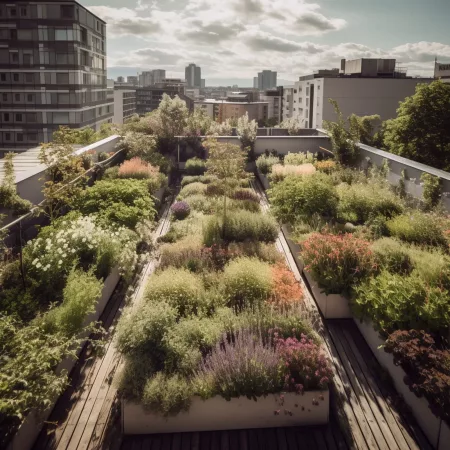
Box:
[85,0,450,86]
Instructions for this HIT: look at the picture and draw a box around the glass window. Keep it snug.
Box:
[14,94,20,101]
[55,29,67,40]
[16,113,22,122]
[2,93,6,101]
[61,5,74,18]
[56,53,68,64]
[53,112,69,124]
[25,73,33,82]
[13,73,19,82]
[17,133,23,142]
[9,8,17,17]
[56,73,69,84]
[0,74,5,81]
[18,29,33,40]
[20,7,27,17]
[58,93,70,104]
[26,113,37,122]
[5,133,11,141]
[10,29,17,40]
[27,94,33,102]
[28,133,38,141]
[4,113,10,122]
[23,54,32,65]
[10,53,19,63]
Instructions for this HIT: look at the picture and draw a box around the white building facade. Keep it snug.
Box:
[113,89,136,125]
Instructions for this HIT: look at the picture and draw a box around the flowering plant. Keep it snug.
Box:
[302,232,377,295]
[170,201,191,220]
[270,263,303,307]
[118,157,160,180]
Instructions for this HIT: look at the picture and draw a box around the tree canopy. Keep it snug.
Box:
[383,80,450,170]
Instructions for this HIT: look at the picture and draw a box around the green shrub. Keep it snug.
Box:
[144,268,206,317]
[421,173,442,210]
[102,166,119,179]
[284,151,316,165]
[222,257,272,309]
[331,167,367,185]
[371,238,413,274]
[269,173,338,224]
[256,154,280,175]
[41,270,102,337]
[159,238,204,271]
[178,182,208,199]
[353,271,450,333]
[336,181,404,224]
[223,210,278,243]
[228,199,261,213]
[181,175,216,187]
[142,373,193,416]
[407,246,450,289]
[185,157,206,175]
[185,195,220,214]
[386,212,447,247]
[227,241,283,264]
[116,301,177,367]
[74,179,156,229]
[203,215,223,247]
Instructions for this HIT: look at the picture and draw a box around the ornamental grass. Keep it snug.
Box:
[118,157,160,180]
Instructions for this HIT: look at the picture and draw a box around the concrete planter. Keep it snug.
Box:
[123,390,329,435]
[354,319,450,450]
[256,169,271,190]
[7,268,121,450]
[303,270,352,319]
[281,224,304,272]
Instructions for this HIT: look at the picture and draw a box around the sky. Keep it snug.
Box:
[81,0,450,86]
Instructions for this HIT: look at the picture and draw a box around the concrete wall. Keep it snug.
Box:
[356,143,450,211]
[254,136,331,155]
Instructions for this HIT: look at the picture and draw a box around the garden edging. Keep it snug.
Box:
[354,318,450,450]
[7,267,121,450]
[256,168,270,190]
[122,390,329,434]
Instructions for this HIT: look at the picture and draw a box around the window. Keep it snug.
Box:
[26,113,37,122]
[16,113,23,122]
[55,29,67,40]
[28,133,38,141]
[61,5,74,18]
[23,54,32,65]
[10,29,17,40]
[53,112,69,124]
[56,53,68,64]
[58,93,69,104]
[17,133,23,142]
[27,94,34,102]
[25,73,33,83]
[5,133,11,141]
[20,7,27,17]
[13,73,19,82]
[0,74,5,82]
[18,29,32,40]
[4,113,10,122]
[9,8,17,17]
[56,73,69,84]
[2,94,6,101]
[10,53,19,63]
[14,94,20,101]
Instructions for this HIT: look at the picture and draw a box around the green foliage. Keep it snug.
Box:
[181,175,216,187]
[336,181,404,224]
[421,173,442,210]
[142,373,192,416]
[159,238,204,271]
[185,157,206,175]
[269,173,338,224]
[383,81,450,170]
[223,210,278,243]
[0,314,82,439]
[222,257,272,309]
[255,154,280,175]
[178,182,208,199]
[236,112,257,149]
[74,179,156,229]
[203,216,223,247]
[284,151,316,165]
[386,211,447,247]
[371,238,413,275]
[353,270,450,333]
[144,268,206,317]
[40,270,102,337]
[184,107,213,137]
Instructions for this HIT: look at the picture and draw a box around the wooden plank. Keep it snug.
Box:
[247,429,259,450]
[284,427,298,450]
[181,432,191,450]
[172,433,182,450]
[256,429,268,450]
[346,323,431,450]
[210,432,221,450]
[313,429,328,450]
[161,433,172,450]
[200,431,212,450]
[323,426,338,450]
[339,325,411,450]
[276,428,288,450]
[151,435,162,450]
[220,431,229,450]
[239,430,248,450]
[191,432,200,450]
[295,428,316,450]
[263,429,278,450]
[141,436,152,450]
[330,324,394,450]
[228,430,239,450]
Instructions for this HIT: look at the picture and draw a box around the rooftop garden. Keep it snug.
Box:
[115,139,332,427]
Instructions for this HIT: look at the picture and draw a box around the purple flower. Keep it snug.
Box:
[171,201,190,220]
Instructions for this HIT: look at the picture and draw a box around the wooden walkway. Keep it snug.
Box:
[32,184,432,450]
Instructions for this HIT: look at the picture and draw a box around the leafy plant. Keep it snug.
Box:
[230,188,259,203]
[421,173,442,210]
[314,160,337,174]
[185,157,206,175]
[118,157,160,180]
[178,182,208,199]
[222,210,278,243]
[236,112,257,150]
[170,201,190,220]
[269,173,338,224]
[269,263,304,307]
[181,175,216,187]
[222,257,272,309]
[284,152,316,165]
[386,211,447,247]
[256,154,280,175]
[270,164,316,183]
[302,233,377,295]
[384,330,450,424]
[371,238,413,275]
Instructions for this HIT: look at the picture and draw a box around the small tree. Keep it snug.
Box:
[204,139,251,236]
[236,113,257,151]
[277,117,305,135]
[383,80,450,170]
[207,119,234,136]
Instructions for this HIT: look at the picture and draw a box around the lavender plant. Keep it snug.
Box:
[170,201,191,220]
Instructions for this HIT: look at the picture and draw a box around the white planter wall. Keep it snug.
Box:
[7,268,121,450]
[123,390,329,434]
[354,319,450,450]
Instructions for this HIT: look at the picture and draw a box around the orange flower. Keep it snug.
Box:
[269,262,303,306]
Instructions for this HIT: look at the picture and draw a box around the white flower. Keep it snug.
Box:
[58,260,63,265]
[71,249,76,253]
[36,262,42,268]
[82,238,87,243]
[32,258,39,266]
[62,253,67,258]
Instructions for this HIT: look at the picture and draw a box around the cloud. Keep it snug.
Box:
[392,41,450,62]
[243,30,323,53]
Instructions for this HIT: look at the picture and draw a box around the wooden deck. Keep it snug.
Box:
[32,187,432,450]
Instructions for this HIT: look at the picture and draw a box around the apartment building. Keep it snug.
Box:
[254,70,277,90]
[195,100,268,123]
[113,88,136,125]
[435,61,450,83]
[185,63,201,88]
[0,1,113,151]
[290,59,432,128]
[282,87,294,120]
[260,87,283,123]
[138,69,166,87]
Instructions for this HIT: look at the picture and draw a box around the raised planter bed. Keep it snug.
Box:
[7,268,121,450]
[303,271,352,319]
[122,390,329,434]
[281,224,304,272]
[256,168,270,190]
[354,318,450,450]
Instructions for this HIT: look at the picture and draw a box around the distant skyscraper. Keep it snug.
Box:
[0,1,112,151]
[138,69,166,87]
[256,70,277,90]
[201,79,206,88]
[185,63,201,88]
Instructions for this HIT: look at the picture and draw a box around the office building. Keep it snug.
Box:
[0,1,112,151]
[435,61,450,83]
[289,59,432,129]
[185,63,201,88]
[255,70,277,90]
[138,69,166,87]
[201,79,206,88]
[195,99,268,123]
[113,88,136,125]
